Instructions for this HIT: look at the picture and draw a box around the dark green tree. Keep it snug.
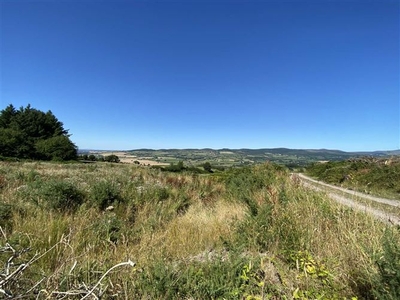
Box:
[0,104,77,160]
[35,135,77,161]
[0,104,17,128]
[104,154,120,163]
[165,161,185,172]
[203,162,213,173]
[0,128,27,158]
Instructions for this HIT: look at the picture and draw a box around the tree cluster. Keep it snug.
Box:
[159,161,216,174]
[78,154,121,163]
[0,104,77,161]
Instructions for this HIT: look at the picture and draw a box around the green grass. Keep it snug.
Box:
[0,161,399,299]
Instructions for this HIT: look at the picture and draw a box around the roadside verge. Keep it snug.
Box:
[295,173,400,226]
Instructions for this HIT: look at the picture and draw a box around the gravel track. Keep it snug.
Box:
[296,173,400,226]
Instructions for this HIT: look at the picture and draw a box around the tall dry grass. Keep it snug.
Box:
[0,161,398,299]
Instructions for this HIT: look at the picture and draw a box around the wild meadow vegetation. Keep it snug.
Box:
[306,157,400,200]
[1,161,400,299]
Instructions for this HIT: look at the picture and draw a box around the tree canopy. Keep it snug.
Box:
[0,104,77,160]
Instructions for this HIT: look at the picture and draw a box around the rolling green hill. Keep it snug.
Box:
[125,148,399,168]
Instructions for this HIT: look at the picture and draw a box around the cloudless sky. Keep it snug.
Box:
[1,0,399,151]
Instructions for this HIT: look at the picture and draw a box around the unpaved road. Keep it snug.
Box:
[296,173,400,226]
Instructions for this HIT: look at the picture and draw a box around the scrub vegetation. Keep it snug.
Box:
[1,161,399,299]
[306,157,400,200]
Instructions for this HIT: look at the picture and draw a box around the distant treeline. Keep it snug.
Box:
[153,161,224,174]
[78,154,120,163]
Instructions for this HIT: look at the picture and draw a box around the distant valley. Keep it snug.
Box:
[81,148,400,168]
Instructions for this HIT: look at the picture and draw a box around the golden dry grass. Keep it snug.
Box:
[162,200,246,259]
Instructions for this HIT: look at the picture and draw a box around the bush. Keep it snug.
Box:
[90,181,123,210]
[40,180,84,212]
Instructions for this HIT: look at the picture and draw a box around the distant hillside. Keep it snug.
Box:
[125,148,399,168]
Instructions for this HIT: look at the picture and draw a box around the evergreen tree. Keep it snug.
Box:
[0,104,77,160]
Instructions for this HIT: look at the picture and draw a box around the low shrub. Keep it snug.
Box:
[90,181,123,210]
[40,180,84,212]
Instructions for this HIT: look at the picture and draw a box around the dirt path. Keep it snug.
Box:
[295,173,400,226]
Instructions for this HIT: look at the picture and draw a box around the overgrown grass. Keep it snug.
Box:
[0,161,399,298]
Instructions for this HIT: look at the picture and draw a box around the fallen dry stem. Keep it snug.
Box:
[80,259,136,299]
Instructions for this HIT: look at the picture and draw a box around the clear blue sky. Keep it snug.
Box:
[1,0,399,151]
